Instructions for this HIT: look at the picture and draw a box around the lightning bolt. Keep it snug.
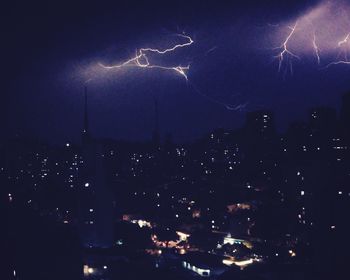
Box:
[312,33,321,65]
[325,60,350,67]
[325,32,350,68]
[139,34,193,54]
[98,34,193,80]
[338,32,350,47]
[98,34,247,111]
[336,32,350,62]
[273,21,300,76]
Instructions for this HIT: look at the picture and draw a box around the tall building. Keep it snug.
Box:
[78,87,114,248]
[244,110,276,159]
[309,107,337,136]
[245,110,275,139]
[308,107,337,154]
[242,110,276,162]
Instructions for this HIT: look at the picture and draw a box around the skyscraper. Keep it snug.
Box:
[245,110,275,139]
[243,110,277,160]
[309,107,337,136]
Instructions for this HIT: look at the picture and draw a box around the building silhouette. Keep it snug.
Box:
[245,110,275,139]
[244,110,276,160]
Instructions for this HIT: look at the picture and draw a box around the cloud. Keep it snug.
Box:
[268,0,350,66]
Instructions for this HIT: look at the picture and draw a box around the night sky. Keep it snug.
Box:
[2,0,350,143]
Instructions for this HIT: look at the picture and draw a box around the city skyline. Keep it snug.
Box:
[2,86,349,145]
[2,1,350,280]
[3,0,350,143]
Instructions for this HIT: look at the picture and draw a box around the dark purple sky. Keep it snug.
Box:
[2,0,350,143]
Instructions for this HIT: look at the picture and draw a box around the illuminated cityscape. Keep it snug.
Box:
[2,1,350,280]
[2,90,350,279]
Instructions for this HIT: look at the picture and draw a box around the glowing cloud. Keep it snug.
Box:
[270,0,350,73]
